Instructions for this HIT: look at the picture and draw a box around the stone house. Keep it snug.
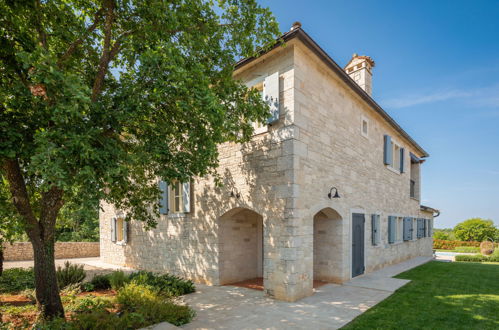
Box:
[99,23,439,302]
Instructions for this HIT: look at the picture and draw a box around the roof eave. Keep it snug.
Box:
[235,28,429,158]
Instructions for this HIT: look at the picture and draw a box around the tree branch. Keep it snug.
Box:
[58,8,105,67]
[2,159,38,232]
[91,0,116,102]
[34,0,48,49]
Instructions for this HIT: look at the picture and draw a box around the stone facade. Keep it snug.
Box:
[3,242,99,261]
[100,27,435,302]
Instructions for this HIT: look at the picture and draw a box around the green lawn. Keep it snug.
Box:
[342,261,499,330]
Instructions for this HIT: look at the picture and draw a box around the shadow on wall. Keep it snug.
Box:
[120,109,289,290]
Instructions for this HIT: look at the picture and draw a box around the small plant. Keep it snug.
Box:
[56,262,86,289]
[60,283,82,296]
[0,268,35,293]
[116,283,195,326]
[66,296,113,313]
[128,271,195,297]
[108,270,129,290]
[90,274,111,290]
[20,288,36,303]
[81,282,95,292]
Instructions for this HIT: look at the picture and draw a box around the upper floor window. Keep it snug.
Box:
[383,135,405,173]
[251,82,268,135]
[361,116,369,138]
[158,180,191,215]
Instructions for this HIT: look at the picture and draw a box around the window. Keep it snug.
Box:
[116,217,124,242]
[410,154,421,200]
[383,135,404,173]
[361,116,369,138]
[251,82,268,135]
[169,181,183,213]
[111,216,127,244]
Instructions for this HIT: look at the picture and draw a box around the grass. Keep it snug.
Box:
[342,261,499,330]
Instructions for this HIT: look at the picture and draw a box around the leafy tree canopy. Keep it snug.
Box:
[453,218,497,242]
[0,0,280,318]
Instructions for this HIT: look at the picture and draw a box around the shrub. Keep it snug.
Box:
[0,268,35,293]
[116,283,195,326]
[81,282,95,292]
[433,239,484,250]
[108,270,129,290]
[128,271,195,297]
[56,262,86,289]
[454,246,480,253]
[90,274,111,290]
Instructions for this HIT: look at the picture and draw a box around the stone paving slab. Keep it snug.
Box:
[179,256,433,329]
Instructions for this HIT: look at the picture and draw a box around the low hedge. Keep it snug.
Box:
[455,253,499,262]
[434,239,482,250]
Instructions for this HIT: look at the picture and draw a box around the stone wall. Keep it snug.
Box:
[100,43,300,300]
[3,242,100,261]
[290,41,433,297]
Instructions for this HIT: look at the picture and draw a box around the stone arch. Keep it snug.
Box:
[218,207,264,286]
[313,207,343,284]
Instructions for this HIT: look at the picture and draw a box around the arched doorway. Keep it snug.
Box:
[219,208,264,288]
[313,208,343,285]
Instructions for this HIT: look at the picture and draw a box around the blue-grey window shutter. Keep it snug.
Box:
[403,217,412,241]
[417,219,423,238]
[264,72,280,124]
[123,220,128,243]
[388,216,396,244]
[409,217,414,240]
[182,182,191,213]
[371,214,377,246]
[400,148,405,173]
[111,218,117,242]
[384,135,392,165]
[159,180,168,215]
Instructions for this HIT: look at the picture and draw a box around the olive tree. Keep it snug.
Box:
[0,0,279,318]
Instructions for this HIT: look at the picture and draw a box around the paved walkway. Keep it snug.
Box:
[168,256,431,330]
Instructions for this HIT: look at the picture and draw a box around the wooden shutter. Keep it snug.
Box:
[400,148,405,173]
[371,214,378,246]
[264,72,280,124]
[123,220,128,243]
[403,217,411,241]
[159,180,169,215]
[388,216,396,244]
[111,218,117,242]
[384,135,392,165]
[182,182,191,213]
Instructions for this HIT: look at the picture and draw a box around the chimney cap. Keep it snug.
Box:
[290,21,302,31]
[345,53,375,68]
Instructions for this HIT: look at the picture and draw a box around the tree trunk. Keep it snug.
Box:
[31,236,64,319]
[0,245,4,276]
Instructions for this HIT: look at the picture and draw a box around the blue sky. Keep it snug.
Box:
[259,0,499,228]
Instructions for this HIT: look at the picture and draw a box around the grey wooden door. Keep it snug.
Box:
[352,213,365,277]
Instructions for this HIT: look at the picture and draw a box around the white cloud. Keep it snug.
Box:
[383,85,499,109]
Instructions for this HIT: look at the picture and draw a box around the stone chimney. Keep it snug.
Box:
[344,53,375,96]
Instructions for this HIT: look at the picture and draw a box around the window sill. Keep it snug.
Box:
[168,213,188,219]
[410,197,420,202]
[389,241,404,246]
[114,241,127,246]
[253,125,269,136]
[386,166,401,175]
